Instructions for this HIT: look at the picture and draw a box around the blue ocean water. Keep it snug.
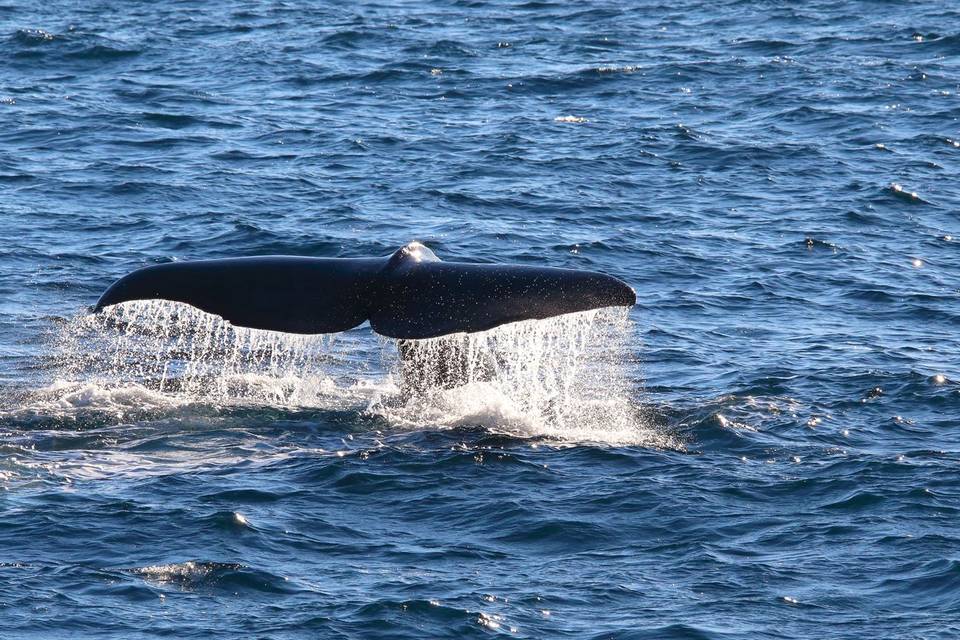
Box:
[2,0,960,637]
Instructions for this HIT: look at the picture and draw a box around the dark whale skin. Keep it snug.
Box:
[95,243,636,339]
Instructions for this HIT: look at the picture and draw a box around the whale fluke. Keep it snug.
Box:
[94,242,635,339]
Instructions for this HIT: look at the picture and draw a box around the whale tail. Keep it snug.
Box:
[94,242,636,340]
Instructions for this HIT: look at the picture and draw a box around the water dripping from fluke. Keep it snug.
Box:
[369,308,674,447]
[25,301,670,446]
[13,300,368,426]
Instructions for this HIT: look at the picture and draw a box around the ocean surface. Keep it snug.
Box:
[2,1,959,638]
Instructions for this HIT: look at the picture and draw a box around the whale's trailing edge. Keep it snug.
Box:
[95,255,383,335]
[94,242,636,340]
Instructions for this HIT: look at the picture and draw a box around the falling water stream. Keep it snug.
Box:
[34,301,659,445]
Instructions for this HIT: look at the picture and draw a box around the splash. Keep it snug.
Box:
[28,300,662,445]
[371,308,663,445]
[49,300,368,409]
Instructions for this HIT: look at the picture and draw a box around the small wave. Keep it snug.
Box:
[729,37,798,53]
[8,375,371,427]
[875,558,960,608]
[139,112,203,130]
[13,28,55,44]
[29,379,185,412]
[802,237,842,253]
[351,598,489,635]
[495,518,617,551]
[67,43,140,61]
[910,32,960,55]
[321,29,379,49]
[505,65,649,95]
[888,182,930,204]
[8,28,141,61]
[125,560,298,594]
[594,64,642,74]
[410,39,478,58]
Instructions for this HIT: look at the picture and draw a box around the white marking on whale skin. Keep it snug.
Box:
[398,241,437,263]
